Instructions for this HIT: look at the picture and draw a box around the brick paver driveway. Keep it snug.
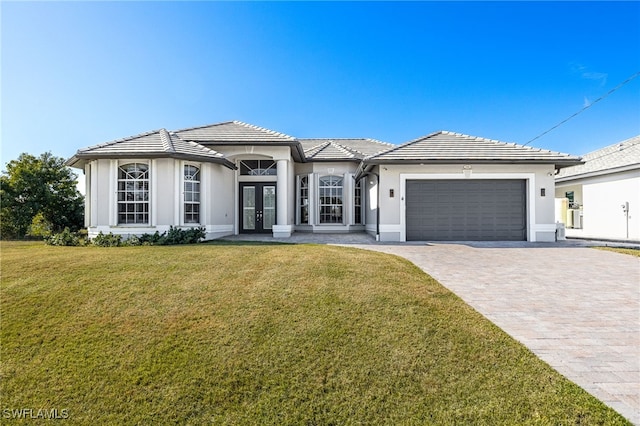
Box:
[357,242,640,424]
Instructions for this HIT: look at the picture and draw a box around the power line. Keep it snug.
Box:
[523,71,640,146]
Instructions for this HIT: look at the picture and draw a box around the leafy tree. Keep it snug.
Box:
[1,152,84,239]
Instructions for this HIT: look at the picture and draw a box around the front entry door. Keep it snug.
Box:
[240,183,276,233]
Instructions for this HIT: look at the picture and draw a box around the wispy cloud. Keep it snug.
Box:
[570,62,608,86]
[583,96,591,108]
[582,71,608,86]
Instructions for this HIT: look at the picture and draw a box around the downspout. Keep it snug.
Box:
[355,163,380,241]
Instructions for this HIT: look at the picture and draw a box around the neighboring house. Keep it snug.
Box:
[66,121,580,242]
[555,135,640,241]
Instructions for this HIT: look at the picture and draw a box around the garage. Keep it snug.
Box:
[406,179,527,241]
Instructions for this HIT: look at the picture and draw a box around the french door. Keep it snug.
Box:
[240,183,276,233]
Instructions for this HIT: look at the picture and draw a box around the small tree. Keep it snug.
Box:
[1,152,84,239]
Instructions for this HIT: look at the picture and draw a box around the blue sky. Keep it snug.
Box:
[2,1,639,168]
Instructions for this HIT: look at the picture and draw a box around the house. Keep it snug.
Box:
[555,135,640,242]
[66,120,581,242]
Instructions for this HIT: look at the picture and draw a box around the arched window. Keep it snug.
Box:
[117,163,149,224]
[298,175,309,224]
[319,176,343,224]
[184,165,200,224]
[354,178,363,225]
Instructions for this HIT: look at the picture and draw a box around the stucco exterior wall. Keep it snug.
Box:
[290,162,364,232]
[374,163,557,242]
[557,170,639,241]
[85,158,235,240]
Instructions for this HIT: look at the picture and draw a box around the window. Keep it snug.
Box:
[354,178,363,225]
[117,163,149,224]
[240,160,276,176]
[298,175,309,224]
[184,165,200,224]
[319,175,343,224]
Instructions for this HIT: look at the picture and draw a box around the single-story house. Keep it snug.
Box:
[66,120,581,242]
[555,135,640,241]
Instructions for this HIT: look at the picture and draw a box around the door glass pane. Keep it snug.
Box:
[243,186,255,230]
[263,186,276,230]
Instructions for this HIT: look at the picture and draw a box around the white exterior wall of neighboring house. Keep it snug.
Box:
[374,163,557,242]
[556,170,640,241]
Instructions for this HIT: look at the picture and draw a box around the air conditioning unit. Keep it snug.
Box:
[566,209,575,228]
[573,209,582,229]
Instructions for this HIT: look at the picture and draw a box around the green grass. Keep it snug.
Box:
[593,246,640,257]
[1,241,629,424]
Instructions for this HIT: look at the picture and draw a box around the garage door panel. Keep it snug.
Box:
[406,179,526,241]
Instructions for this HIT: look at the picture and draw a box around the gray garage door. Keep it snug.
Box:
[406,179,526,241]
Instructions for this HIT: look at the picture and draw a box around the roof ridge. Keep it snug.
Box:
[183,139,225,158]
[367,131,442,159]
[159,128,175,153]
[580,134,640,158]
[172,121,236,133]
[365,138,395,147]
[232,120,296,140]
[327,141,356,158]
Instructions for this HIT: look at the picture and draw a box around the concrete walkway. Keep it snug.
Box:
[357,241,640,425]
[223,234,640,423]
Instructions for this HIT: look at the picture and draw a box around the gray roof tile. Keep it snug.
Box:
[67,129,233,168]
[556,135,640,180]
[174,120,296,143]
[300,138,393,160]
[367,131,582,165]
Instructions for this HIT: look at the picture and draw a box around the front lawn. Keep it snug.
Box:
[593,246,640,257]
[1,241,628,424]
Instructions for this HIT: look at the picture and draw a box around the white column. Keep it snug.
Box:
[151,159,158,227]
[273,159,292,237]
[109,160,117,226]
[174,161,181,226]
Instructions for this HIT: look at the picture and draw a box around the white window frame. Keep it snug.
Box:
[297,174,310,225]
[183,163,201,225]
[117,162,150,225]
[353,177,364,225]
[318,175,344,225]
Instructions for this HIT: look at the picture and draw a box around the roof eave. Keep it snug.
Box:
[556,163,640,182]
[69,152,237,169]
[364,158,583,166]
[194,140,306,162]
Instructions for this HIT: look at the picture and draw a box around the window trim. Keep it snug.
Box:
[353,177,364,225]
[297,174,310,225]
[183,163,201,225]
[116,162,150,225]
[318,175,344,225]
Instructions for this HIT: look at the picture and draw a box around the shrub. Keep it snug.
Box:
[92,232,123,247]
[28,212,53,238]
[44,228,85,246]
[89,227,205,247]
[159,226,206,245]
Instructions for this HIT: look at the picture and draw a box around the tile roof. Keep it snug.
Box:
[366,131,582,166]
[66,129,234,168]
[556,135,640,180]
[300,138,394,161]
[174,120,296,143]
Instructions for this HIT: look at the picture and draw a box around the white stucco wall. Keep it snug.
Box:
[557,170,639,241]
[291,162,362,233]
[85,158,235,239]
[373,163,557,242]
